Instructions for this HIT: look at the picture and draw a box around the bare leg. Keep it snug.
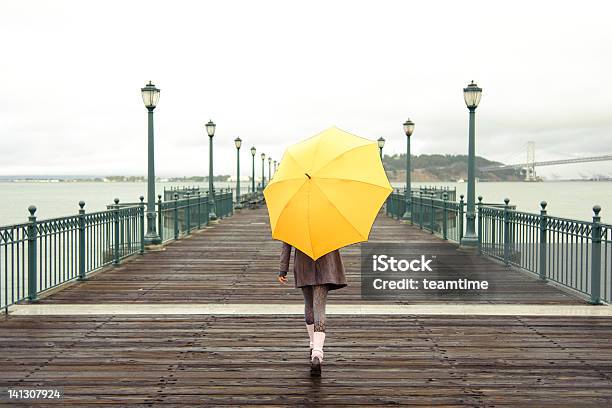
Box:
[301,286,314,325]
[312,284,328,332]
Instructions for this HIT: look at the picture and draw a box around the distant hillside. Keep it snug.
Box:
[382,153,523,182]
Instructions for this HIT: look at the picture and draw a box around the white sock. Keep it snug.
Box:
[312,331,326,361]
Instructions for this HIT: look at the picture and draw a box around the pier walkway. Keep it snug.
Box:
[2,207,612,406]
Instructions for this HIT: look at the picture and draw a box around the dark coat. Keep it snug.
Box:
[279,242,347,290]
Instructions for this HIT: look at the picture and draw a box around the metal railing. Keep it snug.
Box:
[0,188,238,312]
[164,185,262,204]
[479,199,611,304]
[387,188,611,304]
[1,200,144,312]
[386,189,464,242]
[157,188,234,242]
[412,185,456,201]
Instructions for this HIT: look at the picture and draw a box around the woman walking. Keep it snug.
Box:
[278,241,347,376]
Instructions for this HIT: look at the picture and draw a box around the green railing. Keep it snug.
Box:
[386,189,464,242]
[387,188,610,304]
[1,200,144,312]
[164,185,261,206]
[410,186,456,201]
[479,199,611,304]
[0,188,238,312]
[158,188,235,242]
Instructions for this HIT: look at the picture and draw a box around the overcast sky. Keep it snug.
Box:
[1,0,611,179]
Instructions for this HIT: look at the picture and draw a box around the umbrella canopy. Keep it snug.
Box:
[263,127,393,260]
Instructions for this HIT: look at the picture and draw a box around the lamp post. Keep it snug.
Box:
[268,157,272,182]
[460,80,482,247]
[261,153,266,189]
[234,137,242,209]
[274,160,277,174]
[141,81,161,245]
[377,137,385,159]
[250,146,256,193]
[206,120,217,220]
[402,119,415,221]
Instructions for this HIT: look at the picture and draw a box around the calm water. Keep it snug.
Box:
[0,181,251,226]
[1,180,611,226]
[391,181,612,223]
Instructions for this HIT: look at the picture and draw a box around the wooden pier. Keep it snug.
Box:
[2,207,612,406]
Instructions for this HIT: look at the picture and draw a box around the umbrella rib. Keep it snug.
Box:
[306,182,315,258]
[310,180,368,241]
[284,148,307,173]
[267,177,309,186]
[270,179,308,237]
[313,177,393,191]
[311,142,375,176]
[267,150,306,187]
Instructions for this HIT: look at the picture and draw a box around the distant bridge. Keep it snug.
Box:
[479,141,612,180]
[479,155,612,171]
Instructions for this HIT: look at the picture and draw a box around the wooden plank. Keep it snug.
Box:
[30,208,583,305]
[1,207,607,405]
[1,315,612,406]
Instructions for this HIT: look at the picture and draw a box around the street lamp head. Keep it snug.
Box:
[205,120,216,137]
[234,137,242,149]
[250,146,256,156]
[463,80,482,110]
[268,157,272,163]
[141,81,160,110]
[403,119,415,137]
[261,152,266,160]
[377,137,385,148]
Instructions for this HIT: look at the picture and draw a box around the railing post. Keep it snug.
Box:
[141,196,147,253]
[185,194,191,234]
[205,194,210,225]
[419,191,424,229]
[459,194,464,240]
[590,205,602,304]
[27,205,38,301]
[538,201,547,281]
[228,189,231,217]
[220,189,225,218]
[156,194,162,244]
[477,196,483,254]
[503,198,510,265]
[442,193,448,240]
[429,195,434,233]
[385,195,389,216]
[197,192,202,229]
[410,192,415,224]
[78,201,86,280]
[173,193,179,240]
[223,189,228,218]
[113,198,120,266]
[223,189,226,218]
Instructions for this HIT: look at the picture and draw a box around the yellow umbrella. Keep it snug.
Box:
[263,127,393,260]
